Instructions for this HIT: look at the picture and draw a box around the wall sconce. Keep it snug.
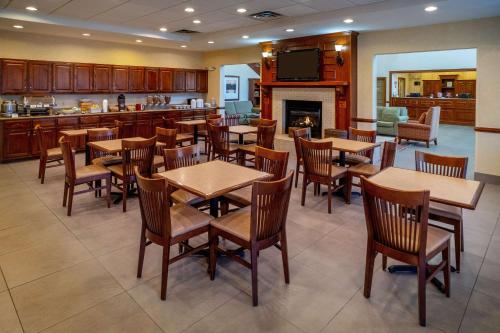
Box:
[261,51,273,69]
[334,44,344,66]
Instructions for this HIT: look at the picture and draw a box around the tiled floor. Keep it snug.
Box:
[0,125,499,333]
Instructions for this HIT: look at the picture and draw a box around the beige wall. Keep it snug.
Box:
[202,45,261,105]
[0,30,204,68]
[358,16,500,178]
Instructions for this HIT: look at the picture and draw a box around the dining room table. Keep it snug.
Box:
[175,119,206,144]
[228,125,258,144]
[368,166,485,291]
[317,137,380,166]
[60,127,108,165]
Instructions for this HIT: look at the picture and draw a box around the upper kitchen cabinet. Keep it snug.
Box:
[185,70,197,92]
[28,61,52,94]
[129,67,145,92]
[73,63,93,93]
[112,66,129,92]
[145,67,159,92]
[93,65,112,93]
[52,62,73,93]
[196,70,208,93]
[173,70,186,92]
[159,68,173,92]
[1,59,27,94]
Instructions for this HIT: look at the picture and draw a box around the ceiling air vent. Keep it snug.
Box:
[248,10,283,21]
[174,29,200,34]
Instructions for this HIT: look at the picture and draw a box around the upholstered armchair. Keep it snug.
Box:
[397,106,441,147]
[376,107,409,136]
[225,101,261,125]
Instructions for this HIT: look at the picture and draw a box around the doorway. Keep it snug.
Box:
[397,77,406,97]
[219,63,260,109]
[376,77,387,106]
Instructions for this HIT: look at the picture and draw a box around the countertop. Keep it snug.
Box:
[392,96,475,100]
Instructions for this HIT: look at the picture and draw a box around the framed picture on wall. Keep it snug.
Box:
[224,75,240,101]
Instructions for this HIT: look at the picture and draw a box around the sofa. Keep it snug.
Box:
[224,101,261,125]
[397,106,441,148]
[376,106,409,136]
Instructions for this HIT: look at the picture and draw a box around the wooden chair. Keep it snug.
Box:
[59,137,111,216]
[87,128,120,166]
[135,167,212,300]
[238,124,276,166]
[223,146,289,207]
[344,127,377,166]
[209,172,294,306]
[324,128,348,139]
[361,176,451,326]
[154,127,177,170]
[162,145,205,207]
[114,120,126,138]
[345,141,397,204]
[107,137,156,212]
[162,117,194,146]
[415,150,468,272]
[198,114,221,153]
[224,114,241,126]
[35,124,63,184]
[205,117,224,159]
[300,138,347,213]
[208,124,240,163]
[291,127,311,188]
[258,119,277,126]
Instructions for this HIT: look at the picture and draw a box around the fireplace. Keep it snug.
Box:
[284,100,322,139]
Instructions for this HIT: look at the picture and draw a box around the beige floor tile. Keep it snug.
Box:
[41,292,162,333]
[0,291,23,333]
[0,235,92,288]
[459,291,500,332]
[0,193,57,231]
[11,259,123,333]
[0,269,7,292]
[475,259,500,302]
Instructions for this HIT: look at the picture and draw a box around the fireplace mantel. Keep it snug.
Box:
[258,81,348,88]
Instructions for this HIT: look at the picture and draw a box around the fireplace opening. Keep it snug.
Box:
[284,100,322,139]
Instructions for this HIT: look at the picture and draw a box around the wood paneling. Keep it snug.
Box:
[28,61,52,93]
[1,59,27,94]
[52,63,73,93]
[173,70,186,92]
[145,67,159,92]
[129,67,145,92]
[159,68,173,92]
[93,65,111,93]
[185,70,197,92]
[73,63,93,93]
[112,66,129,92]
[196,70,208,93]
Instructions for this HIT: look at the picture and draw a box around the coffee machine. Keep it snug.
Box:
[118,94,126,111]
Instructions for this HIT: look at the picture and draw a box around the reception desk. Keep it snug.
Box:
[390,97,475,126]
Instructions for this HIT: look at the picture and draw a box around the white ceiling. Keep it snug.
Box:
[0,0,500,51]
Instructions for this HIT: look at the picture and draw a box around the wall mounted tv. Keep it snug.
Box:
[276,48,321,81]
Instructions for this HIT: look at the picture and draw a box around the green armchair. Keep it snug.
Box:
[376,106,409,136]
[224,101,261,125]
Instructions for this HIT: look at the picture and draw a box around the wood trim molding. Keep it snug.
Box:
[352,117,376,123]
[474,127,500,133]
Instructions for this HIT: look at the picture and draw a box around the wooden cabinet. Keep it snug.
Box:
[136,113,152,138]
[52,63,73,93]
[28,61,52,93]
[93,65,112,93]
[31,119,57,155]
[185,70,197,92]
[99,114,119,128]
[118,114,136,138]
[112,66,129,92]
[57,117,80,149]
[1,59,27,94]
[129,67,145,92]
[2,120,32,160]
[455,80,476,97]
[159,68,173,92]
[196,70,208,93]
[144,68,159,92]
[423,80,441,97]
[173,70,186,92]
[74,63,93,93]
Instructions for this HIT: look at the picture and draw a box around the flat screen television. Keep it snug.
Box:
[277,48,321,81]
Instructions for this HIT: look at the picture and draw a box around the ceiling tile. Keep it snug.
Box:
[7,0,70,13]
[275,4,320,16]
[52,0,129,19]
[91,3,159,22]
[221,0,297,15]
[293,0,354,11]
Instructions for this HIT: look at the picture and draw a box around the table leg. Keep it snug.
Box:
[85,144,91,166]
[238,133,244,144]
[209,197,219,218]
[193,125,199,145]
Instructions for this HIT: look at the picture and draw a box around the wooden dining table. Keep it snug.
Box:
[317,137,380,166]
[87,137,145,155]
[154,160,271,217]
[175,119,206,144]
[60,127,108,165]
[229,125,258,144]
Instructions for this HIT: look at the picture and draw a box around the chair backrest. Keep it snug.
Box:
[380,141,397,170]
[291,127,311,161]
[255,146,289,181]
[155,127,177,149]
[224,114,241,126]
[88,128,119,159]
[415,150,467,179]
[134,166,171,240]
[425,106,441,139]
[300,138,332,179]
[163,145,200,170]
[162,117,177,130]
[207,117,223,126]
[256,124,276,149]
[361,176,430,255]
[121,137,156,178]
[349,127,377,159]
[208,124,231,158]
[59,136,76,181]
[207,114,222,120]
[259,119,277,126]
[250,172,293,242]
[114,120,125,138]
[324,128,348,139]
[35,125,48,158]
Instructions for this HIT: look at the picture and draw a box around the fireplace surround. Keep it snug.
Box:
[284,100,322,138]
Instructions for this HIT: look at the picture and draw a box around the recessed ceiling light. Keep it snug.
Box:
[208,41,215,44]
[181,45,187,48]
[343,18,354,24]
[285,28,294,32]
[82,33,91,37]
[193,19,201,24]
[425,5,438,12]
[13,25,24,29]
[185,7,194,12]
[236,8,247,13]
[242,35,249,39]
[135,39,143,43]
[25,6,38,11]
[159,27,167,32]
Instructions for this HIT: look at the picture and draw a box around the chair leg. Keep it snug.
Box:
[250,247,259,306]
[443,242,450,298]
[363,247,376,298]
[301,176,307,206]
[460,218,464,252]
[209,230,217,280]
[280,231,290,284]
[454,222,461,272]
[137,227,146,278]
[67,184,74,216]
[294,164,300,188]
[434,138,438,145]
[382,255,387,271]
[160,245,170,300]
[40,158,47,184]
[426,141,430,148]
[106,176,111,208]
[63,182,68,207]
[122,181,128,212]
[327,182,332,214]
[346,174,353,204]
[417,264,427,326]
